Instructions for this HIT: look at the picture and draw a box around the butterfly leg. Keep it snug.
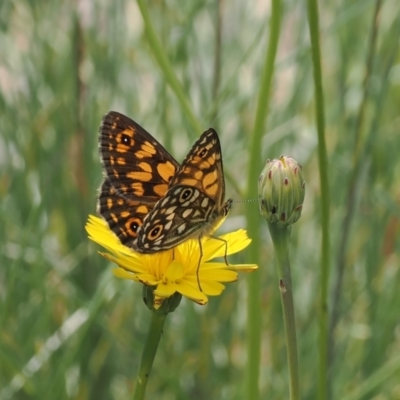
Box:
[196,236,229,292]
[196,237,203,292]
[210,235,229,265]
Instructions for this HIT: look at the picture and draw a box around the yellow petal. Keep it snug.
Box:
[101,252,147,273]
[86,215,133,256]
[200,262,258,273]
[154,281,176,298]
[201,229,252,260]
[198,280,226,296]
[228,263,259,272]
[218,229,252,255]
[164,260,185,281]
[113,268,140,281]
[180,287,208,304]
[136,275,160,286]
[200,269,238,282]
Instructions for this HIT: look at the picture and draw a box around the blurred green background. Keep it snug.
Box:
[1,1,400,399]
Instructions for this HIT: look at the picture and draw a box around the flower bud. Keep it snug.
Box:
[258,156,305,226]
[142,285,182,314]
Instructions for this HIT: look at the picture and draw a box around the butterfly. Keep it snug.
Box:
[97,111,232,254]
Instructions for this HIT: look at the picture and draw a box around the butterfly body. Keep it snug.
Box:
[98,111,231,253]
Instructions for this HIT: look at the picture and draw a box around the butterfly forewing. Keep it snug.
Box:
[99,111,179,201]
[98,111,179,245]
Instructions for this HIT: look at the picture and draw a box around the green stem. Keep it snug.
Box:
[136,0,203,136]
[245,1,282,399]
[133,310,167,400]
[306,1,330,398]
[268,224,300,400]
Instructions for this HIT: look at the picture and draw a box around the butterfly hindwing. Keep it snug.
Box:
[97,179,152,247]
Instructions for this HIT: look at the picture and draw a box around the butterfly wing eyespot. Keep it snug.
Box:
[198,148,207,157]
[120,134,131,146]
[148,225,163,240]
[179,188,194,202]
[126,218,141,235]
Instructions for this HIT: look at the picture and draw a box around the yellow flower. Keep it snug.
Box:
[85,215,257,308]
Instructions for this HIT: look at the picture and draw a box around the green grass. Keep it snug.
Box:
[1,0,400,399]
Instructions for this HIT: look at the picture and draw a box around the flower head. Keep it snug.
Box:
[85,215,257,309]
[258,156,305,226]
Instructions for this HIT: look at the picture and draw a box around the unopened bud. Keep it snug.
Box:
[143,285,182,314]
[258,156,305,226]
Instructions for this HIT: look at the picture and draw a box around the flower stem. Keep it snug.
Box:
[133,310,167,400]
[306,0,330,398]
[268,223,300,400]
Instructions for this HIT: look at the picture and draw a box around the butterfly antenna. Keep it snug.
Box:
[232,198,259,204]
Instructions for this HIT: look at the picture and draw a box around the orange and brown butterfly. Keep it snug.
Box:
[97,111,232,254]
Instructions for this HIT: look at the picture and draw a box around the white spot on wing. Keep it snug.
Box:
[193,209,202,217]
[165,206,177,214]
[182,209,192,219]
[201,198,209,208]
[166,212,175,221]
[164,220,173,230]
[177,223,186,234]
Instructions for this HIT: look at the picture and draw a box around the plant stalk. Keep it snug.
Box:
[306,0,330,398]
[133,310,166,400]
[268,223,300,400]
